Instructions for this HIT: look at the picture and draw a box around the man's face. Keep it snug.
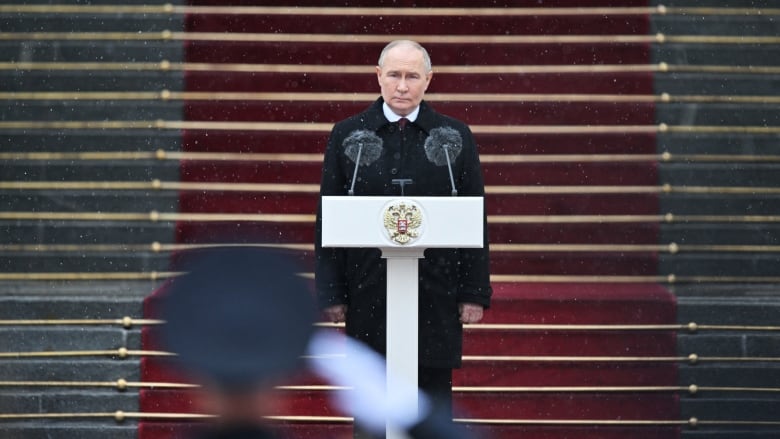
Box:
[376,44,432,117]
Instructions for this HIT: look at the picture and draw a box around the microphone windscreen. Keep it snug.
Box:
[343,129,383,166]
[424,126,463,166]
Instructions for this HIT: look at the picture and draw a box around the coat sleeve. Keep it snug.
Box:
[455,125,493,308]
[315,124,350,309]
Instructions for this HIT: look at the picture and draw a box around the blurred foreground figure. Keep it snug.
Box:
[308,330,478,439]
[158,247,317,439]
[159,247,479,439]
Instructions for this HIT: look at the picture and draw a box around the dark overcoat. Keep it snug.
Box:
[315,98,492,368]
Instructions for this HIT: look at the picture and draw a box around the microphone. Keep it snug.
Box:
[423,126,463,196]
[343,129,383,195]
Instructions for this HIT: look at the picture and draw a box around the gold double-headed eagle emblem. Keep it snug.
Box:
[383,201,423,245]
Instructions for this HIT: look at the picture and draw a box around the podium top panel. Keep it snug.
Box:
[321,196,483,249]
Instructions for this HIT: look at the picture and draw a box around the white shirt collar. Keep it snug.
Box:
[382,102,420,123]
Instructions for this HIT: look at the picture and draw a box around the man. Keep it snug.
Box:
[314,39,493,424]
[157,247,317,439]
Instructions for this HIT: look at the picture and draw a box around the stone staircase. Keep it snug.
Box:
[652,2,780,436]
[1,1,182,437]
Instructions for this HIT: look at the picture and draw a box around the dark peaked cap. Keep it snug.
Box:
[158,247,316,390]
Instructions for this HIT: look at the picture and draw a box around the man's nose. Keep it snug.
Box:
[397,78,409,92]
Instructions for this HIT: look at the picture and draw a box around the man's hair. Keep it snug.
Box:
[377,40,432,73]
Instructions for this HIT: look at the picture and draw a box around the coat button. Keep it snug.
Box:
[391,168,398,175]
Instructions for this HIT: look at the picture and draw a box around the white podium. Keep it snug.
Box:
[321,196,484,437]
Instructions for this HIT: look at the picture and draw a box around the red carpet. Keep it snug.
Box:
[142,1,678,438]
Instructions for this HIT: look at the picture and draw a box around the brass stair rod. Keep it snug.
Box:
[2,151,779,164]
[3,31,780,45]
[1,4,778,16]
[4,90,780,105]
[3,180,780,195]
[5,242,780,254]
[4,61,780,75]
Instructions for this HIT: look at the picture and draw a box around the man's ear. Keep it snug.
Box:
[375,66,382,84]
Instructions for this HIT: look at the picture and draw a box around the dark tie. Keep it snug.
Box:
[398,117,408,131]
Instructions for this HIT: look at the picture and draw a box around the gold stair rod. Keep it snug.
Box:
[1,4,778,17]
[490,214,780,224]
[4,211,780,225]
[465,323,780,332]
[4,242,780,255]
[455,385,780,394]
[4,411,780,428]
[3,31,779,46]
[492,274,780,284]
[2,272,780,284]
[2,380,780,395]
[491,243,780,253]
[0,271,179,281]
[461,354,780,364]
[0,348,173,359]
[2,318,779,333]
[0,380,198,390]
[0,411,216,421]
[3,151,779,165]
[4,180,780,196]
[4,90,780,105]
[0,318,162,327]
[3,61,780,75]
[2,120,780,135]
[0,180,321,193]
[456,418,780,427]
[0,150,325,162]
[0,242,311,253]
[0,211,315,223]
[1,349,780,363]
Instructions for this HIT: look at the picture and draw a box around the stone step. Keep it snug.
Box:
[658,133,780,155]
[681,397,780,422]
[2,15,181,33]
[2,71,184,93]
[0,253,172,273]
[0,326,141,351]
[0,292,148,318]
[660,163,780,185]
[2,132,182,152]
[682,431,780,439]
[0,192,180,212]
[656,103,780,126]
[678,364,780,388]
[678,333,780,357]
[1,223,176,245]
[660,253,780,277]
[0,359,141,381]
[0,281,159,304]
[660,195,780,215]
[0,41,182,63]
[653,14,780,36]
[655,73,780,95]
[677,295,780,326]
[1,389,139,414]
[660,224,780,245]
[0,161,179,181]
[654,46,780,66]
[0,423,137,439]
[1,101,182,121]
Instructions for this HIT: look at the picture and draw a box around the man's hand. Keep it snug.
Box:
[324,304,348,323]
[458,303,484,324]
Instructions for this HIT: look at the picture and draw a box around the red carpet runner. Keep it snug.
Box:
[141,2,679,438]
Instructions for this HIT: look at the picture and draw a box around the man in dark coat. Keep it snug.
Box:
[314,40,493,420]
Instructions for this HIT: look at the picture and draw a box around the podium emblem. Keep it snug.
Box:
[383,200,423,245]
